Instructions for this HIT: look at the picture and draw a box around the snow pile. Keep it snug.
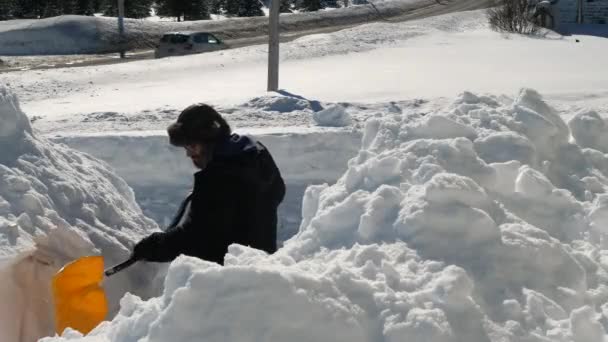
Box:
[44,89,608,342]
[289,88,608,341]
[0,86,160,342]
[214,93,325,128]
[569,110,608,154]
[313,104,352,127]
[44,244,477,342]
[0,16,103,55]
[238,94,320,113]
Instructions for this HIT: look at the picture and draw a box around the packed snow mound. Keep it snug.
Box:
[238,94,321,113]
[0,87,32,164]
[44,244,473,342]
[0,16,103,55]
[0,87,31,137]
[0,86,160,342]
[569,110,608,154]
[216,93,326,128]
[286,88,608,341]
[313,104,353,127]
[44,89,608,342]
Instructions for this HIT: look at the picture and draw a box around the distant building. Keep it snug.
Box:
[556,0,608,24]
[528,0,608,32]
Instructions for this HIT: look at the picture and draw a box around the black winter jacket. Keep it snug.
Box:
[143,134,285,264]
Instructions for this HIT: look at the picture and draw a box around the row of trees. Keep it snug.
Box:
[0,0,104,18]
[0,0,353,20]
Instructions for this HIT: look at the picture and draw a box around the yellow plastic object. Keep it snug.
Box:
[52,256,108,335]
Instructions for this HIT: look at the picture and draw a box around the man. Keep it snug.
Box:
[133,104,285,265]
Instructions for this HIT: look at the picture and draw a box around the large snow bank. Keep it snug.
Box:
[0,86,160,342]
[0,16,104,55]
[42,88,608,342]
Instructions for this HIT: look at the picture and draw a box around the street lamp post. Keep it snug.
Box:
[267,0,280,91]
[118,0,126,58]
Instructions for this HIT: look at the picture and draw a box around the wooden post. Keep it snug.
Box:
[267,0,280,91]
[118,0,126,58]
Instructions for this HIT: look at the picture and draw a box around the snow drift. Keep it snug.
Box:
[0,86,160,342]
[41,88,608,342]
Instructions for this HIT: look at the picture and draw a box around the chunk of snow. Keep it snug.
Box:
[313,105,352,127]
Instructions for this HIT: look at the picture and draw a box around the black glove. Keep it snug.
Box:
[133,232,165,261]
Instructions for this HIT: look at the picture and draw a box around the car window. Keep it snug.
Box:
[208,34,219,44]
[160,35,170,43]
[193,34,209,44]
[169,35,189,44]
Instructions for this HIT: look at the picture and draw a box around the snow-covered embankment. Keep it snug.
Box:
[42,88,608,342]
[0,86,161,342]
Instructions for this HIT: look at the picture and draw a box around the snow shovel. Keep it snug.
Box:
[52,255,138,335]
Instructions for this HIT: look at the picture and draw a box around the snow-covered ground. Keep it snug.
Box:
[0,0,427,55]
[1,8,608,342]
[4,10,607,136]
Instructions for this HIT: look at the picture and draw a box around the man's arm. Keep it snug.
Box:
[134,174,236,263]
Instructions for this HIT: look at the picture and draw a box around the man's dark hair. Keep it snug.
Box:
[167,104,231,146]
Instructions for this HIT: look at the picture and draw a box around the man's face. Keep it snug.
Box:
[185,143,207,169]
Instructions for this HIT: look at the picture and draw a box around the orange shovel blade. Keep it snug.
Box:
[52,256,108,335]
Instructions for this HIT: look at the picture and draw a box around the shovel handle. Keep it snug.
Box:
[104,256,138,277]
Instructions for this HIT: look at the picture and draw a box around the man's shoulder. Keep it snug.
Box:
[195,158,255,184]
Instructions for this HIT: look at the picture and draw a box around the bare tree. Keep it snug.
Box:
[487,0,539,35]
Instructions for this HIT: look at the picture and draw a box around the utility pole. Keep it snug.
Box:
[118,0,126,58]
[267,0,280,91]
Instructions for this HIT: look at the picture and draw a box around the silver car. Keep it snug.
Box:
[154,32,226,58]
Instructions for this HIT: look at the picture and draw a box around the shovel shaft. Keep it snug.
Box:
[104,257,138,277]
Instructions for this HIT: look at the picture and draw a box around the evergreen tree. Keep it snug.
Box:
[321,0,337,8]
[105,0,153,18]
[74,0,93,14]
[0,0,16,19]
[237,0,262,17]
[10,0,93,18]
[156,0,209,21]
[42,0,62,16]
[183,0,209,20]
[223,0,239,16]
[125,0,153,17]
[299,0,321,11]
[209,0,224,14]
[91,0,103,12]
[155,0,183,20]
[279,0,292,13]
[13,0,44,18]
[60,0,77,14]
